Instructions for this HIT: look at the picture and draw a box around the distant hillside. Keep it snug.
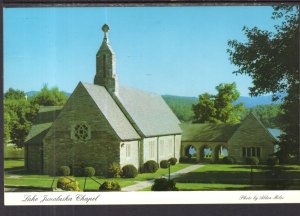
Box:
[26,91,71,97]
[233,95,283,108]
[162,95,197,122]
[162,94,283,123]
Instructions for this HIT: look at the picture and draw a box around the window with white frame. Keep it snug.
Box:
[149,141,155,158]
[168,139,173,153]
[242,147,261,157]
[126,144,131,158]
[159,140,164,156]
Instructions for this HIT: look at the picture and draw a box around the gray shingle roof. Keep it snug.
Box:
[25,106,62,144]
[116,85,182,137]
[181,123,240,142]
[81,82,140,140]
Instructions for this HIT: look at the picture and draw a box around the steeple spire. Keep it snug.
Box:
[94,24,118,94]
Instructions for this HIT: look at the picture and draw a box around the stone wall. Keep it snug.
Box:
[229,114,275,163]
[25,143,43,174]
[43,83,122,176]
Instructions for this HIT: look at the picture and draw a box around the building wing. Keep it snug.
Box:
[25,106,62,144]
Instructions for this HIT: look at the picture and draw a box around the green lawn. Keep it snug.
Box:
[4,159,191,191]
[172,164,300,190]
[5,159,300,191]
[4,158,24,169]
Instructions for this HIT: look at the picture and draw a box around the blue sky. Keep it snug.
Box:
[4,6,279,97]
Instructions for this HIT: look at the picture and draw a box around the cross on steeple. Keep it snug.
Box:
[102,24,110,41]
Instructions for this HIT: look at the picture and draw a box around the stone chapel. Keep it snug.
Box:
[24,24,182,175]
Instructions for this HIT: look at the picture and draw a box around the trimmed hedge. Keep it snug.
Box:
[179,156,197,164]
[245,157,260,165]
[151,178,178,191]
[267,157,279,166]
[160,160,169,169]
[83,167,95,177]
[107,163,122,178]
[168,157,177,166]
[99,181,121,191]
[57,177,80,191]
[142,160,159,173]
[222,156,235,164]
[122,164,138,178]
[58,166,71,176]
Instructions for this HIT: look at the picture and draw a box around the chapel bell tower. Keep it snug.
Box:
[94,24,118,94]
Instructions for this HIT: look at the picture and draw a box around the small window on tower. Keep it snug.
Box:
[103,54,106,77]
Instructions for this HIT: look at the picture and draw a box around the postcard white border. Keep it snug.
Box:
[4,190,300,205]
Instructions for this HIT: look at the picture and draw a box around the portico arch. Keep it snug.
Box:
[214,144,229,161]
[184,145,197,159]
[199,145,213,161]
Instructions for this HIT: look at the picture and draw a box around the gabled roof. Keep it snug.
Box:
[81,82,140,140]
[25,106,62,144]
[181,123,240,142]
[116,85,182,137]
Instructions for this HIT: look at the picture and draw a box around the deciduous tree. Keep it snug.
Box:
[193,83,244,123]
[227,6,299,162]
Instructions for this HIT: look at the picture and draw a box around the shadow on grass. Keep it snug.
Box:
[174,166,300,190]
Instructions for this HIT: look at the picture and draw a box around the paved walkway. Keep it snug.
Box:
[121,164,204,192]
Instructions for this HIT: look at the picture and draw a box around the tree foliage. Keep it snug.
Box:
[240,104,282,128]
[4,88,26,100]
[4,99,39,147]
[227,6,299,162]
[30,84,68,106]
[193,82,244,123]
[4,85,68,148]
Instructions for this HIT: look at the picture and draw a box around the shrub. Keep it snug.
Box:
[57,177,80,191]
[168,157,177,165]
[222,156,235,164]
[245,157,260,165]
[160,160,169,169]
[267,157,279,166]
[179,156,197,164]
[58,166,71,176]
[107,163,122,178]
[122,164,138,178]
[143,160,159,173]
[83,167,95,177]
[179,156,189,163]
[151,178,178,191]
[99,181,121,191]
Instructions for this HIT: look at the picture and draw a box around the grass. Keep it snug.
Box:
[4,159,191,191]
[4,158,24,170]
[5,159,300,191]
[172,164,300,190]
